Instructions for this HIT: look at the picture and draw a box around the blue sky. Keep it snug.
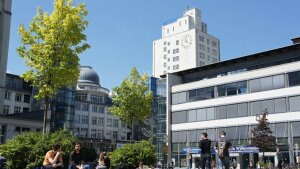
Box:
[7,0,300,90]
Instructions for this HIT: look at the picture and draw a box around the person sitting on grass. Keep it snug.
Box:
[43,143,63,169]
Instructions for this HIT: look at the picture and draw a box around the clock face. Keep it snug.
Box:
[181,34,192,49]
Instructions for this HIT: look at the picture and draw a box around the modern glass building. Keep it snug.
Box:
[165,40,300,168]
[150,77,167,162]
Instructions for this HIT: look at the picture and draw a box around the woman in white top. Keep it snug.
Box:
[96,153,107,169]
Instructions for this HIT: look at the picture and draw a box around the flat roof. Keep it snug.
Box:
[161,43,300,78]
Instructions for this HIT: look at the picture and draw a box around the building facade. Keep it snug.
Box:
[0,0,12,112]
[153,8,220,78]
[2,73,33,115]
[74,66,130,152]
[166,41,300,168]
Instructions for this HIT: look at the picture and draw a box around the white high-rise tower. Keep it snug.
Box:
[153,8,220,77]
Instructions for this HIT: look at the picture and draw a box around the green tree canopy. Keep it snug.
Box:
[251,109,276,158]
[17,0,90,133]
[109,67,153,142]
[0,130,78,169]
[109,140,156,169]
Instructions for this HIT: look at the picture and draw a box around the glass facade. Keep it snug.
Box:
[172,71,300,105]
[172,96,299,124]
[151,77,167,162]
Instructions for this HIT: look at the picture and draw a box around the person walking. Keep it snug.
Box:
[96,153,107,169]
[215,131,232,169]
[276,147,283,169]
[103,152,110,169]
[232,159,237,169]
[199,132,211,169]
[68,142,90,169]
[43,143,63,169]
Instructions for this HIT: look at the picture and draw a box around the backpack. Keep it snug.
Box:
[218,139,226,158]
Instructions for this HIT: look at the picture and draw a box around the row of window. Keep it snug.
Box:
[172,70,300,105]
[3,105,29,114]
[172,95,300,124]
[75,102,105,114]
[199,36,218,48]
[76,128,125,140]
[75,93,104,103]
[75,114,125,128]
[5,91,31,103]
[172,121,300,143]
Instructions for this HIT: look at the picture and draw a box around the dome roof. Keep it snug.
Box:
[78,66,100,85]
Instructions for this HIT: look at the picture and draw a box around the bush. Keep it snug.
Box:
[0,130,78,169]
[109,140,156,169]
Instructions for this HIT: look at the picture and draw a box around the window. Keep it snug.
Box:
[92,117,97,125]
[173,56,179,62]
[163,55,167,59]
[22,107,29,112]
[188,90,197,102]
[75,102,81,110]
[197,109,206,121]
[290,96,300,112]
[3,105,9,115]
[188,110,197,122]
[81,103,89,111]
[212,41,217,47]
[164,42,167,45]
[197,87,214,101]
[172,92,187,105]
[173,65,179,70]
[113,119,119,128]
[288,71,300,87]
[274,98,287,113]
[218,84,226,97]
[199,36,204,42]
[14,106,21,114]
[4,91,11,100]
[163,62,167,67]
[74,114,80,123]
[97,129,103,138]
[216,106,227,119]
[76,93,87,101]
[260,76,273,91]
[250,79,261,93]
[227,83,237,96]
[238,103,248,117]
[91,129,97,138]
[251,101,261,116]
[81,115,89,124]
[121,122,126,128]
[15,93,22,102]
[98,117,104,126]
[176,40,179,45]
[99,107,104,114]
[206,108,215,120]
[107,119,113,127]
[207,47,210,53]
[261,99,275,114]
[91,94,103,103]
[92,105,98,113]
[227,104,238,118]
[168,50,170,54]
[23,94,30,103]
[80,128,88,137]
[273,74,285,89]
[172,111,187,124]
[207,55,210,61]
[237,81,247,94]
[112,131,118,140]
[173,48,179,54]
[164,47,167,52]
[207,39,210,45]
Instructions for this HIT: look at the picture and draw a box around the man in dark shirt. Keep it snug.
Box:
[103,152,110,169]
[215,131,232,169]
[199,132,211,169]
[68,142,90,169]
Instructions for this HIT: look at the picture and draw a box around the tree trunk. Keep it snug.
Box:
[43,97,49,134]
[130,120,133,144]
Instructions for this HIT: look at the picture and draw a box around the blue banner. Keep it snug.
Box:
[182,146,259,154]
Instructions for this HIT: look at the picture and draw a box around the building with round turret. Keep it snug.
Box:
[74,66,130,152]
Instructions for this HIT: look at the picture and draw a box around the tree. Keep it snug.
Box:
[0,130,78,169]
[17,0,90,134]
[251,109,276,160]
[109,67,153,143]
[109,140,156,169]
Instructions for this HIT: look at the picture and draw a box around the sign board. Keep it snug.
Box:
[182,146,259,154]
